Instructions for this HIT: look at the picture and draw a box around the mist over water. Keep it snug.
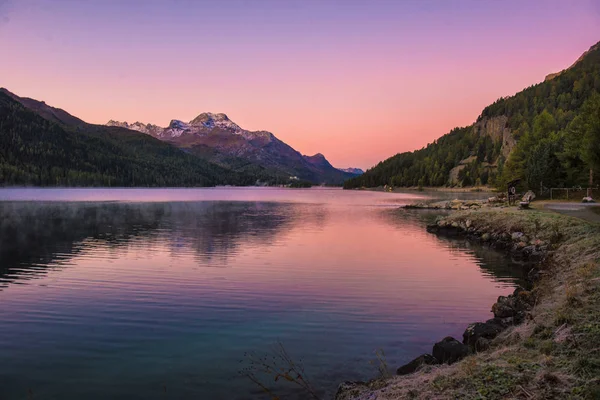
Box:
[0,188,526,399]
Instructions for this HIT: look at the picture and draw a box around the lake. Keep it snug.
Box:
[0,188,526,400]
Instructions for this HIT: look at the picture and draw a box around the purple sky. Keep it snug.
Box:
[1,0,599,169]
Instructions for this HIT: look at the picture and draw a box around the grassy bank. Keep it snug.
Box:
[337,208,600,400]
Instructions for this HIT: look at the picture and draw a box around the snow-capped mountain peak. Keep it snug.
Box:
[106,120,162,136]
[190,112,242,133]
[105,114,355,183]
[339,167,364,175]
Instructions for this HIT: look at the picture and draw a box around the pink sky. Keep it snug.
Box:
[1,0,599,169]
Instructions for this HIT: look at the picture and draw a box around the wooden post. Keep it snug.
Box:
[567,189,569,200]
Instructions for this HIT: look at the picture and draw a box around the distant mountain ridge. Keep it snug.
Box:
[107,114,358,184]
[339,167,364,175]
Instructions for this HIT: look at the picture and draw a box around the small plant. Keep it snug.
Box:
[565,283,581,306]
[240,341,322,400]
[554,308,574,326]
[369,348,392,378]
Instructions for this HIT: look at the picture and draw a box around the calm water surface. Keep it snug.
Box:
[0,188,526,399]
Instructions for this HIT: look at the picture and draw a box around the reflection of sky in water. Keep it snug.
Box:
[0,188,524,400]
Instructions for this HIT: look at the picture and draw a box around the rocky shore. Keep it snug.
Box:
[402,196,506,211]
[335,208,600,399]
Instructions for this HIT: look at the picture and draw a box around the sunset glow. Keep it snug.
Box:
[1,0,599,169]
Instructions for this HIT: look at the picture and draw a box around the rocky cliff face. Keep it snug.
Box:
[448,116,516,185]
[473,115,515,159]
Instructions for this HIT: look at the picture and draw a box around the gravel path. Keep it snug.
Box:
[544,202,600,223]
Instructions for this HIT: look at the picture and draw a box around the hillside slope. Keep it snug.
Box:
[0,89,254,187]
[344,40,600,190]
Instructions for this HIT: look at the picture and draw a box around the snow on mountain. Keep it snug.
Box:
[106,120,163,136]
[190,112,243,133]
[339,167,364,175]
[164,120,192,138]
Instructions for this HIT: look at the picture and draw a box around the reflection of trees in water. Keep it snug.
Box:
[0,201,316,289]
[160,202,318,264]
[378,208,528,287]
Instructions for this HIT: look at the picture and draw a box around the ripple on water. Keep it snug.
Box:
[0,188,524,400]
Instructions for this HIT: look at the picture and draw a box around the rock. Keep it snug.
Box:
[528,268,541,282]
[511,232,524,241]
[465,220,472,228]
[432,336,470,364]
[491,290,533,319]
[396,354,439,375]
[475,337,491,351]
[487,317,514,328]
[463,321,505,349]
[522,190,536,202]
[516,289,535,306]
[492,296,516,318]
[451,221,459,228]
[481,233,491,241]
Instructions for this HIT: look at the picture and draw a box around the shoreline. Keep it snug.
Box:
[336,207,600,399]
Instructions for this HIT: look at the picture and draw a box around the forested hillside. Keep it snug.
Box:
[0,91,255,187]
[344,41,600,191]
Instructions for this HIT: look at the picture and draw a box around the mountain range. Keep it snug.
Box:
[345,40,600,191]
[106,113,360,184]
[0,88,361,187]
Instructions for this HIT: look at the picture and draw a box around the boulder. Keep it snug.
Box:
[396,354,439,375]
[491,290,532,320]
[475,337,491,351]
[463,321,505,349]
[492,295,516,318]
[522,190,536,202]
[432,336,470,364]
[487,317,514,329]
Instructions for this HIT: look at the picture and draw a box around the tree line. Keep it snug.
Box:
[344,41,600,191]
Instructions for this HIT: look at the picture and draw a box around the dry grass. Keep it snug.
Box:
[338,209,600,400]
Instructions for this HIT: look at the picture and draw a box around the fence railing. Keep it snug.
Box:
[549,187,599,200]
